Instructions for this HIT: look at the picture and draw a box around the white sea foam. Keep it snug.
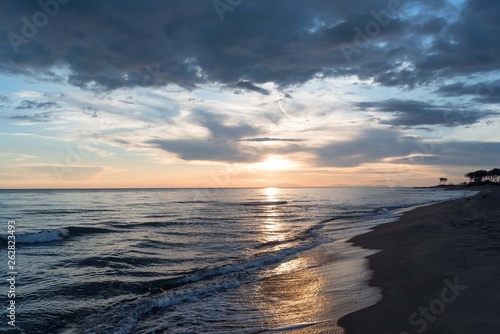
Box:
[93,280,242,334]
[372,207,389,214]
[90,239,333,333]
[175,238,329,285]
[14,227,69,243]
[268,320,330,332]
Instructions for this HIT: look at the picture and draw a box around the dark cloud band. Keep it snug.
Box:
[2,0,498,92]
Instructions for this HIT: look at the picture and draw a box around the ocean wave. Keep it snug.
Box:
[87,280,242,334]
[1,226,113,244]
[143,214,179,219]
[372,207,389,214]
[240,200,288,206]
[174,200,219,204]
[21,208,116,215]
[171,238,327,286]
[87,237,333,333]
[13,227,69,243]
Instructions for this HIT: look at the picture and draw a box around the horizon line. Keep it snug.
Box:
[0,185,408,191]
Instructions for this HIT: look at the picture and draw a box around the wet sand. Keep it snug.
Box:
[338,187,500,334]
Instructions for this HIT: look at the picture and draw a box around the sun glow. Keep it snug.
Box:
[264,187,279,198]
[256,157,294,171]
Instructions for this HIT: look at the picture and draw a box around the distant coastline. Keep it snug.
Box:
[414,182,500,190]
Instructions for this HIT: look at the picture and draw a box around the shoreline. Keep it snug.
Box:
[338,187,500,333]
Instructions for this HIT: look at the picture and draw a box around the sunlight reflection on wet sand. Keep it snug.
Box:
[251,243,381,333]
[248,188,381,333]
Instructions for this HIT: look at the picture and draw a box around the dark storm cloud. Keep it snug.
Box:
[2,98,60,122]
[436,81,500,103]
[2,0,494,92]
[313,129,418,167]
[414,17,447,35]
[387,155,439,164]
[150,139,260,163]
[7,111,57,122]
[235,81,270,95]
[399,141,500,167]
[417,0,500,77]
[149,109,265,162]
[150,119,500,168]
[433,141,500,167]
[436,82,475,96]
[240,137,304,142]
[312,128,500,168]
[356,99,496,127]
[191,110,260,140]
[15,100,58,110]
[386,140,500,167]
[151,136,309,162]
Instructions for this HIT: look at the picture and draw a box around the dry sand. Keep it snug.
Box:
[338,187,500,334]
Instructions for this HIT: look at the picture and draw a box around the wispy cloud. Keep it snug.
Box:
[240,137,304,142]
[0,152,39,160]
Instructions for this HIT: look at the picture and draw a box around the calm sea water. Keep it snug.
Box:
[0,187,474,333]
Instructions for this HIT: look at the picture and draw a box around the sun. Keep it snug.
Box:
[256,156,294,171]
[264,187,279,198]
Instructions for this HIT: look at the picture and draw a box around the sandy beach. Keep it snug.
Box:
[338,187,500,333]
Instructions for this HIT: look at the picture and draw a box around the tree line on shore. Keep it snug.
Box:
[464,168,500,184]
[438,168,500,186]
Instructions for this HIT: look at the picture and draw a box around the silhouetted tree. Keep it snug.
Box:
[488,168,500,183]
[465,170,489,183]
[465,172,474,183]
[439,177,448,185]
[476,170,489,182]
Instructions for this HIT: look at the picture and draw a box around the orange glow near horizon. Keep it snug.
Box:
[0,151,457,189]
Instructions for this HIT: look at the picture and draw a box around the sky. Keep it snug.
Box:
[1,0,500,188]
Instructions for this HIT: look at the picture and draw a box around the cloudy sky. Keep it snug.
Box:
[1,0,499,188]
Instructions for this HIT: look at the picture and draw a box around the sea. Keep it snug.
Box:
[0,187,475,334]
